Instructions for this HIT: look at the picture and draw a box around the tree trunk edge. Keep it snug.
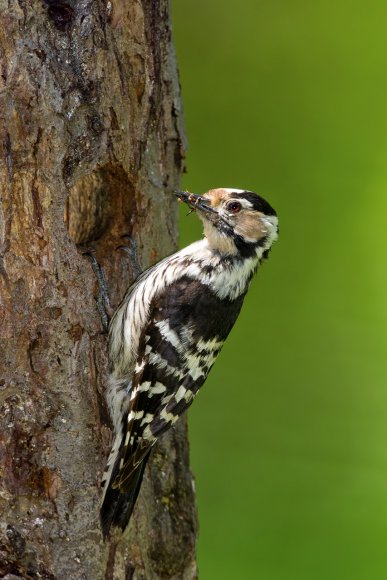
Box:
[0,1,198,578]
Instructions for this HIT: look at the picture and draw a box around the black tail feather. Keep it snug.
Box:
[100,455,149,538]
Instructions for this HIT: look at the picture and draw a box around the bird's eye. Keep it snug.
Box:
[226,201,242,214]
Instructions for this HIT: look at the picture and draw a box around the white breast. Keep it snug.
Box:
[109,239,259,380]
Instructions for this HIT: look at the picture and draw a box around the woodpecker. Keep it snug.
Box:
[100,188,278,536]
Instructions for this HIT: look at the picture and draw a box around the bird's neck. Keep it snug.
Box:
[180,238,260,301]
[202,221,239,257]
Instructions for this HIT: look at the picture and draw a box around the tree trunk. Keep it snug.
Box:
[0,1,197,578]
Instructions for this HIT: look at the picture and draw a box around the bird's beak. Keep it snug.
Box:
[174,191,217,214]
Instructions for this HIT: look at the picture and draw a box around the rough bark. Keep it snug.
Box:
[0,1,197,578]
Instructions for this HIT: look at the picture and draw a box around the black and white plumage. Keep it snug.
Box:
[100,187,278,536]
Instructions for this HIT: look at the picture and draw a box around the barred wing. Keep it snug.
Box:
[113,275,245,491]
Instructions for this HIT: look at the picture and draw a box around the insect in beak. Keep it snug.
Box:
[174,190,217,215]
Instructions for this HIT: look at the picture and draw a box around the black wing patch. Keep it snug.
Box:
[114,276,245,491]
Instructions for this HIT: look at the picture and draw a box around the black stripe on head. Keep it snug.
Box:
[237,191,277,216]
[218,221,267,259]
[233,234,266,259]
[215,220,253,258]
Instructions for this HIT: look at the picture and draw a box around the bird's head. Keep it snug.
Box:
[175,188,278,258]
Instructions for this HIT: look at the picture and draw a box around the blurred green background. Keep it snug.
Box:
[172,1,387,579]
